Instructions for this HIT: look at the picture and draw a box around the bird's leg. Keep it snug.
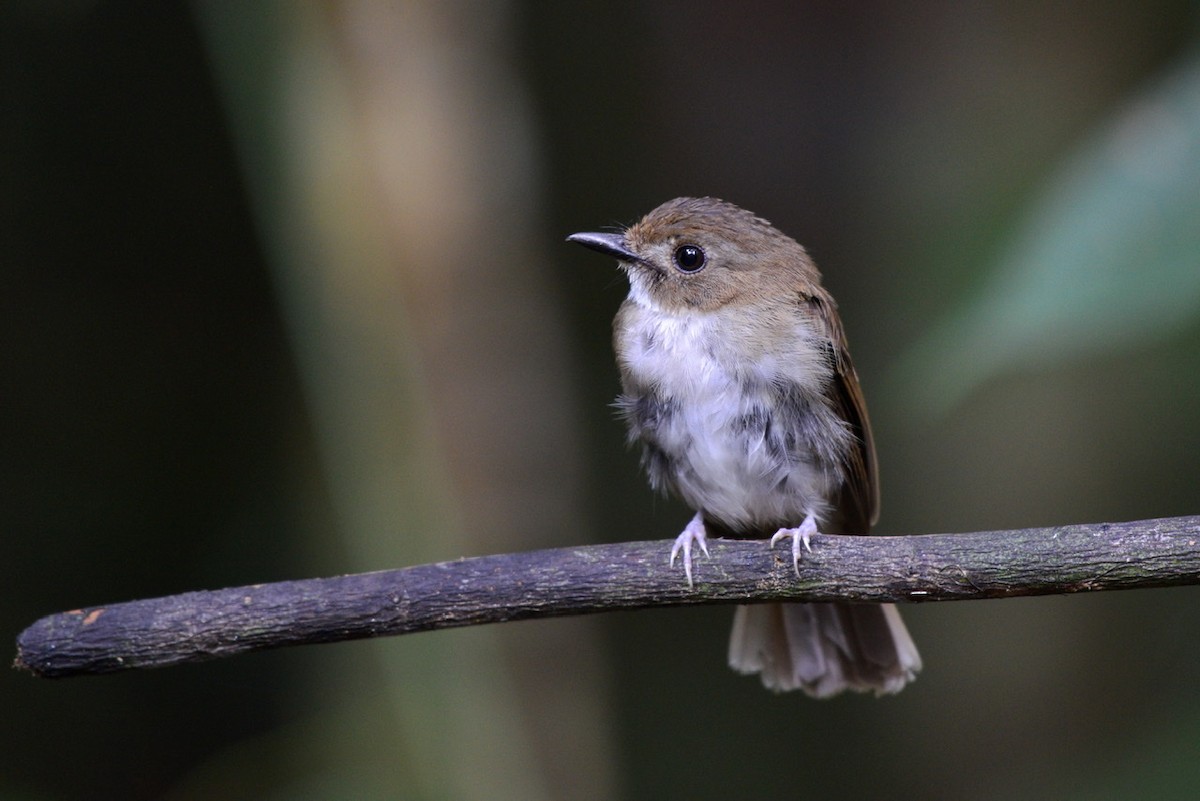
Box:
[669,512,710,589]
[770,514,819,578]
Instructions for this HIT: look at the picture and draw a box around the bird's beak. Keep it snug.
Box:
[566,231,640,263]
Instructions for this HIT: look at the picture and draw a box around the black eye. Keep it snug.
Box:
[673,244,706,273]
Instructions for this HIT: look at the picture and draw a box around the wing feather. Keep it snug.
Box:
[805,293,879,532]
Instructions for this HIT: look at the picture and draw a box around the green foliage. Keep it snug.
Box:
[896,48,1200,415]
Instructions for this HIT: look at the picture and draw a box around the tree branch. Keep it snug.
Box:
[15,515,1200,678]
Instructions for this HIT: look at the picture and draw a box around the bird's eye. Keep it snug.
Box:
[673,244,706,273]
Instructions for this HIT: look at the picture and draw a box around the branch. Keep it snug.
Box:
[15,515,1200,678]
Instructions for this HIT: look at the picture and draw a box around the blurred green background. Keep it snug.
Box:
[5,2,1200,799]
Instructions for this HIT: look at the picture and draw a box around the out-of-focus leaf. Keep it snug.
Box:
[894,47,1200,415]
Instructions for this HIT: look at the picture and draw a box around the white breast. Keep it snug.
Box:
[618,296,845,530]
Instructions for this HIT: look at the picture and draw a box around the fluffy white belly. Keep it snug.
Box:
[617,304,846,530]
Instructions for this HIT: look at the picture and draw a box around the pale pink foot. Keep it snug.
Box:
[770,514,819,578]
[669,512,710,589]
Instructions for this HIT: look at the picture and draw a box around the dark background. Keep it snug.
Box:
[5,2,1200,799]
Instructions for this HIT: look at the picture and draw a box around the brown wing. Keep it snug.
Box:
[806,294,880,533]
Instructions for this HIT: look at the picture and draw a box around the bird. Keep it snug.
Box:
[567,197,921,697]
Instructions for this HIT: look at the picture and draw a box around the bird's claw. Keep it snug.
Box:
[770,515,819,578]
[670,513,710,589]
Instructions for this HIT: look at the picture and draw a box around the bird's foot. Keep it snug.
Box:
[669,513,710,589]
[770,515,819,578]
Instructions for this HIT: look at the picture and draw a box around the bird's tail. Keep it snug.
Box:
[728,602,921,697]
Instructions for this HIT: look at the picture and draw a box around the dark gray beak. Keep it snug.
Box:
[566,231,640,263]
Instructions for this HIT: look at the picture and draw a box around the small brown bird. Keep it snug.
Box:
[568,197,921,697]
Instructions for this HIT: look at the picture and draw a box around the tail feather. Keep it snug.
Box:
[728,602,921,697]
